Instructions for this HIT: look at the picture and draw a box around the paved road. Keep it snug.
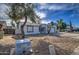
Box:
[59,32,79,39]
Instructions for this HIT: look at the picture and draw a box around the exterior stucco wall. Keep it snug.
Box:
[24,25,40,35]
[15,23,57,35]
[50,25,57,33]
[15,23,40,35]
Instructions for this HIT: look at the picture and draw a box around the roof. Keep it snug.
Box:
[19,15,41,24]
[0,21,7,25]
[20,22,41,26]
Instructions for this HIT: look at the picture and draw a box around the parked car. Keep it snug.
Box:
[16,39,33,55]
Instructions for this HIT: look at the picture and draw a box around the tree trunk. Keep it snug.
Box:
[59,28,61,32]
[21,16,27,38]
[48,30,50,34]
[48,28,51,34]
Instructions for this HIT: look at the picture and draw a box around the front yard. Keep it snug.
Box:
[0,33,79,55]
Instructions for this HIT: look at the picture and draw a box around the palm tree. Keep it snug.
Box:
[57,19,63,31]
[7,3,36,38]
[62,22,67,32]
[57,19,67,32]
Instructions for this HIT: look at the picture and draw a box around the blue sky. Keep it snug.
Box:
[0,3,79,27]
[34,3,79,27]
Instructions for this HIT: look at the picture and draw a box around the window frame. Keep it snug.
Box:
[27,25,34,32]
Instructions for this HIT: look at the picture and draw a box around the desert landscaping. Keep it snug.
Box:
[0,32,79,55]
[0,3,79,55]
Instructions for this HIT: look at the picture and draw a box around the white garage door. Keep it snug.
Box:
[50,28,55,33]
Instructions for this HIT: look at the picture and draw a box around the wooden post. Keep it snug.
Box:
[10,48,15,55]
[0,24,4,39]
[49,45,56,55]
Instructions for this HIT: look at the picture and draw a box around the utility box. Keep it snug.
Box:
[15,39,32,55]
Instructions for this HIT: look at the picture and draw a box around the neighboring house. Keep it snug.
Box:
[0,21,7,29]
[65,25,77,32]
[72,26,79,32]
[4,26,15,34]
[0,21,15,34]
[15,17,57,35]
[65,25,72,32]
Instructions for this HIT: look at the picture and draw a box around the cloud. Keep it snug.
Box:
[38,3,79,11]
[39,4,48,10]
[41,19,52,24]
[0,4,9,19]
[0,4,8,12]
[39,4,66,10]
[35,10,46,18]
[48,5,65,10]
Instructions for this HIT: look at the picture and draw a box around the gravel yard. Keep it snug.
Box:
[0,33,79,55]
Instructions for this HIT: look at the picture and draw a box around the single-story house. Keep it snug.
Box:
[0,21,15,34]
[3,26,15,34]
[0,21,6,29]
[15,17,57,35]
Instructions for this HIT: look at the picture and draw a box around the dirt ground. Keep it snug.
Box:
[59,32,79,39]
[0,32,79,55]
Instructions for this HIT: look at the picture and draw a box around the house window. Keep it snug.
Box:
[27,25,33,32]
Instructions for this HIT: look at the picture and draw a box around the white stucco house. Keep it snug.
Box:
[15,16,57,35]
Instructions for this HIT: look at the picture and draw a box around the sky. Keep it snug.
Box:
[0,3,79,27]
[34,3,79,27]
